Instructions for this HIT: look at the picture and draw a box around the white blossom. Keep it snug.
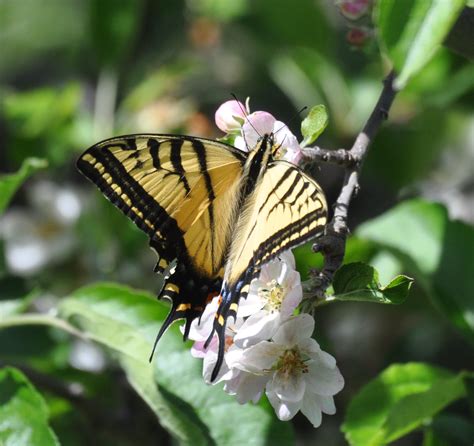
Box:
[234,251,302,348]
[228,314,344,427]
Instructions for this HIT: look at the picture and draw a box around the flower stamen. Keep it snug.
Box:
[272,348,310,382]
[258,280,285,312]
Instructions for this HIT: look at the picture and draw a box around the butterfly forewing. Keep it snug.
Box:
[77,134,245,278]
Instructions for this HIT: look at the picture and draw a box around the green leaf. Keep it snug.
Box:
[357,199,474,344]
[331,262,413,305]
[0,367,59,446]
[342,363,470,446]
[0,289,39,319]
[374,0,466,89]
[300,104,328,147]
[0,157,47,214]
[59,283,294,446]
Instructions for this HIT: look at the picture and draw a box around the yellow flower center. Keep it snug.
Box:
[274,348,309,378]
[258,279,285,312]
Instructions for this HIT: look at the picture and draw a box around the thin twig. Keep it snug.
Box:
[304,70,398,301]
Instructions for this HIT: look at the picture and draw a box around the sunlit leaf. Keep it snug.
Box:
[342,363,471,446]
[300,104,328,147]
[331,262,412,305]
[0,158,47,214]
[374,0,465,88]
[0,367,59,446]
[59,283,294,445]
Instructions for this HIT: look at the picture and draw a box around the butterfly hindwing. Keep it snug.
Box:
[228,160,327,277]
[208,160,327,380]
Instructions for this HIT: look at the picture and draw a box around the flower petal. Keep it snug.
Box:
[300,392,323,428]
[279,283,302,319]
[271,368,306,403]
[236,287,263,317]
[234,135,248,152]
[215,100,246,133]
[273,313,315,346]
[278,250,296,269]
[234,312,279,348]
[316,394,336,415]
[273,121,299,151]
[241,111,275,149]
[224,371,268,404]
[315,349,337,369]
[306,362,345,396]
[266,388,301,421]
[229,341,283,373]
[298,337,321,355]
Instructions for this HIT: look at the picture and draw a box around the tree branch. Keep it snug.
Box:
[303,70,398,301]
[302,147,358,168]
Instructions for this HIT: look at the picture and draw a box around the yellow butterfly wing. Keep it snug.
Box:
[77,134,245,339]
[77,134,244,276]
[228,160,327,281]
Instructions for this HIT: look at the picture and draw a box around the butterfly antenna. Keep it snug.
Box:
[230,93,261,148]
[274,106,308,136]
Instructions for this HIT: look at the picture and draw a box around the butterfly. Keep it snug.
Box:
[77,132,327,380]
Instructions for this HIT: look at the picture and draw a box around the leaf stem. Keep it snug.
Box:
[0,313,87,339]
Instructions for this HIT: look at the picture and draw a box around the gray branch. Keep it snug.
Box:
[303,71,398,301]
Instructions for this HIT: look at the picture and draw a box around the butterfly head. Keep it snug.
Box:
[255,133,279,158]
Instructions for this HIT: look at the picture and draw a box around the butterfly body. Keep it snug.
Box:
[77,133,327,380]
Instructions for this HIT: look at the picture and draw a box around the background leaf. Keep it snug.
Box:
[342,363,470,446]
[0,158,47,214]
[0,367,59,446]
[357,199,474,344]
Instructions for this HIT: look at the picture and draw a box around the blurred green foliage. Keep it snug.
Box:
[0,1,473,445]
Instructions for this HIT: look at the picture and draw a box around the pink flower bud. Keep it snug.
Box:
[346,27,370,47]
[339,0,370,20]
[215,100,247,133]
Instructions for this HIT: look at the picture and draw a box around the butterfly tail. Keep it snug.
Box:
[150,264,222,361]
[206,281,245,382]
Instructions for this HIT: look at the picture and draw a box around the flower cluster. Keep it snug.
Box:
[215,99,303,165]
[186,251,344,427]
[186,100,344,427]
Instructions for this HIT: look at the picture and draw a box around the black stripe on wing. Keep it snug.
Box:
[77,146,173,241]
[192,139,217,262]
